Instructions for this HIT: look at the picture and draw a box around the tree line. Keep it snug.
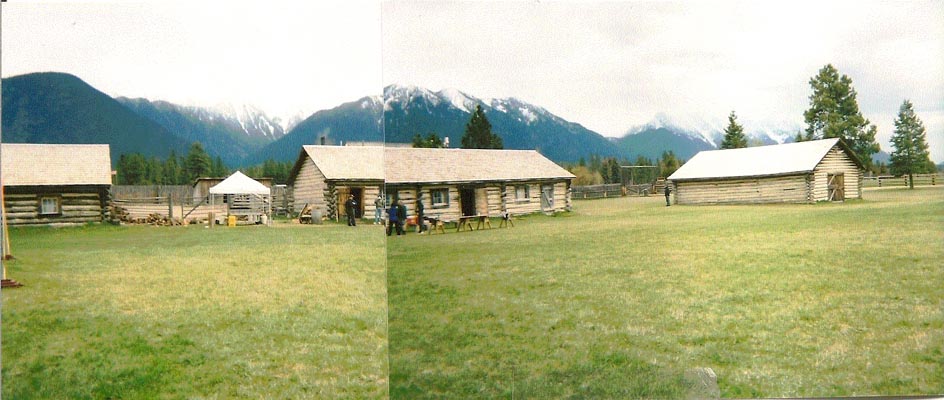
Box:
[116,142,294,185]
[563,152,683,186]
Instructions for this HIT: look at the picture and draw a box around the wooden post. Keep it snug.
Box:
[1,185,12,263]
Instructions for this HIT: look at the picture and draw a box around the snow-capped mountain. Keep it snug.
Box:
[117,97,288,166]
[627,113,800,148]
[383,84,622,161]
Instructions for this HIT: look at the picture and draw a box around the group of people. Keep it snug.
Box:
[345,193,428,236]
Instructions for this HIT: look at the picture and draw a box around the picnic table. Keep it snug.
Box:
[424,213,513,235]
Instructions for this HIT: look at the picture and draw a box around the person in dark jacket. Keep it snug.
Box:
[415,195,427,234]
[396,201,407,234]
[344,194,357,226]
[387,199,404,236]
[664,183,672,207]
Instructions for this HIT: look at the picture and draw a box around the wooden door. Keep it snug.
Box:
[541,184,554,211]
[827,173,845,201]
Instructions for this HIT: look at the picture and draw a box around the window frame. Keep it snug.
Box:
[430,188,450,208]
[39,195,62,216]
[514,184,530,203]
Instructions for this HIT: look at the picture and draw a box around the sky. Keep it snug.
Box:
[383,0,944,161]
[3,1,942,161]
[1,1,383,125]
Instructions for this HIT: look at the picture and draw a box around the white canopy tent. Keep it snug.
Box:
[208,171,272,225]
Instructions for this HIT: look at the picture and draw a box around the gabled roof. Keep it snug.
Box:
[668,138,861,181]
[1,143,112,186]
[296,145,385,181]
[288,145,574,185]
[384,147,575,184]
[208,171,270,195]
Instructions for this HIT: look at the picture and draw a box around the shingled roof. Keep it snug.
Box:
[668,138,863,181]
[290,145,574,184]
[298,145,385,181]
[1,143,112,186]
[384,147,574,184]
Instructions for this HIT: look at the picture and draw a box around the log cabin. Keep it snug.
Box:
[667,138,864,205]
[287,145,575,221]
[1,143,113,226]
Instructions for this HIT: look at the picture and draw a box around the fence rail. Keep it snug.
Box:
[862,174,940,188]
[572,184,623,199]
[111,185,193,202]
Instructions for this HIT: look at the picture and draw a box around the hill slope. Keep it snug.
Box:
[1,72,190,163]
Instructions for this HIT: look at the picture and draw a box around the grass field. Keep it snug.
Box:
[387,187,944,398]
[2,222,388,399]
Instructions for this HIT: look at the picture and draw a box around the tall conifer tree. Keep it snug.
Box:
[802,64,880,168]
[720,111,748,149]
[889,100,934,189]
[461,105,503,149]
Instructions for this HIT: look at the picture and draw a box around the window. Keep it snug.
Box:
[515,185,530,202]
[40,196,61,215]
[430,188,449,207]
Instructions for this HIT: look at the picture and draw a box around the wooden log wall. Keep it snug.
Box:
[292,159,328,214]
[675,175,810,205]
[4,192,105,226]
[811,146,862,201]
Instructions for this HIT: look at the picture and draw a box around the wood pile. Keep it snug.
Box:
[111,204,186,226]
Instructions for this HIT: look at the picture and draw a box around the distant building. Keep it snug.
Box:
[667,138,864,204]
[288,145,574,220]
[1,143,112,226]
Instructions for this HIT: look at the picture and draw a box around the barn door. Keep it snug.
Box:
[541,184,554,211]
[827,173,845,201]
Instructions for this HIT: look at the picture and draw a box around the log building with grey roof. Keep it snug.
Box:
[667,138,864,205]
[287,145,575,221]
[1,143,113,226]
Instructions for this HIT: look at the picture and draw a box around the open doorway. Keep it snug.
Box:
[350,187,364,218]
[460,187,476,216]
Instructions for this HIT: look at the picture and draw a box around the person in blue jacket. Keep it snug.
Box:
[387,199,404,236]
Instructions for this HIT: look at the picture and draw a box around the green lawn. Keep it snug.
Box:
[2,222,388,399]
[387,187,944,398]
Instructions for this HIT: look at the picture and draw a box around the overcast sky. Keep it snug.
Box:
[3,1,942,161]
[1,1,382,125]
[384,0,944,161]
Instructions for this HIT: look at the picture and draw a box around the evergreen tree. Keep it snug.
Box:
[184,142,212,181]
[461,105,503,149]
[802,64,880,168]
[211,156,228,177]
[889,100,934,189]
[658,151,681,178]
[117,153,147,184]
[412,132,444,148]
[146,157,163,185]
[163,150,182,185]
[720,111,748,149]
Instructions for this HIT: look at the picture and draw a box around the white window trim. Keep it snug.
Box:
[40,196,61,215]
[430,188,449,208]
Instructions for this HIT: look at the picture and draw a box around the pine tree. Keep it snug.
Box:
[460,105,503,149]
[163,150,182,185]
[412,132,444,148]
[184,142,212,181]
[889,100,934,189]
[802,64,880,168]
[211,156,228,177]
[720,111,748,149]
[658,151,681,178]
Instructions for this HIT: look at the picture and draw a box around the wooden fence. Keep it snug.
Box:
[111,185,193,202]
[572,184,624,199]
[862,173,940,188]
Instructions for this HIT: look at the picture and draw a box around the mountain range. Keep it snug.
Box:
[3,72,820,167]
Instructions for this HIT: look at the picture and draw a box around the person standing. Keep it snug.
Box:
[664,183,672,207]
[415,194,427,234]
[373,195,384,225]
[396,200,407,235]
[387,199,403,236]
[344,194,357,226]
